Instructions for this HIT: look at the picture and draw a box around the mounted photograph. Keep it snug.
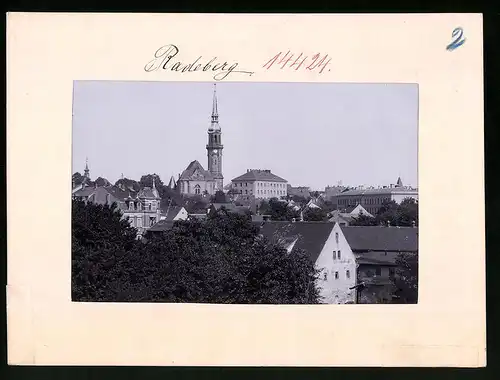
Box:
[72,81,419,304]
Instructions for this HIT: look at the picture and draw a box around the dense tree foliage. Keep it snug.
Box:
[350,198,418,227]
[211,190,228,203]
[72,200,320,303]
[139,173,164,188]
[303,207,328,222]
[259,198,301,221]
[114,178,141,192]
[391,252,418,304]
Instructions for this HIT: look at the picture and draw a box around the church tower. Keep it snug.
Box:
[206,84,224,190]
[83,157,90,179]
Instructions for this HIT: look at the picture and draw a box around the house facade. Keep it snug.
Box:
[333,177,418,215]
[231,169,288,199]
[258,221,418,304]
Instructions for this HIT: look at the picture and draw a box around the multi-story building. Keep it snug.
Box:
[333,177,418,215]
[231,169,288,199]
[258,221,418,304]
[72,179,162,237]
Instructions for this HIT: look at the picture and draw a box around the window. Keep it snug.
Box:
[375,267,381,276]
[148,203,152,211]
[324,272,328,280]
[335,232,339,243]
[152,202,157,211]
[335,271,339,280]
[194,185,201,195]
[346,270,350,279]
[332,251,336,260]
[137,218,143,227]
[150,216,156,226]
[245,190,248,194]
[337,251,341,260]
[389,268,395,277]
[129,217,135,227]
[129,202,134,211]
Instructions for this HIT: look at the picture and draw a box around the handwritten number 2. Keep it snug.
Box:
[446,27,466,51]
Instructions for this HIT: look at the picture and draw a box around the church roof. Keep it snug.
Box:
[179,160,215,181]
[167,175,177,189]
[232,169,287,183]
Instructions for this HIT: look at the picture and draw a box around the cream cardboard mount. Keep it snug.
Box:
[6,13,485,366]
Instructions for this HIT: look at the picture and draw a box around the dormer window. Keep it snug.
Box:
[129,201,134,211]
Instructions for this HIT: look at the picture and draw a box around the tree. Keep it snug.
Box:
[211,190,228,203]
[391,252,418,303]
[72,172,84,185]
[303,207,328,222]
[115,178,141,192]
[73,203,320,304]
[72,199,138,301]
[349,199,418,227]
[94,176,111,187]
[260,198,300,221]
[139,173,164,188]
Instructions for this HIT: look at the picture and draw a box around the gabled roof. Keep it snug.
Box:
[167,175,177,189]
[232,170,287,183]
[164,205,185,221]
[179,160,215,181]
[105,186,137,201]
[73,187,95,197]
[137,186,160,199]
[259,221,335,263]
[340,226,418,252]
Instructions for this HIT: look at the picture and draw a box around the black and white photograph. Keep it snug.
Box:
[72,81,419,305]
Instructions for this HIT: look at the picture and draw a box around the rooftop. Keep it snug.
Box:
[232,169,287,183]
[340,225,418,252]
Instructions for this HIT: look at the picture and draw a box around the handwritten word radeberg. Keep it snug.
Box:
[144,44,254,81]
[262,51,331,73]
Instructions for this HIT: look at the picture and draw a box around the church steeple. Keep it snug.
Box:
[84,157,90,178]
[206,83,224,190]
[209,84,220,131]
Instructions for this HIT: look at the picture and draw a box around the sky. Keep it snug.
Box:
[72,81,418,190]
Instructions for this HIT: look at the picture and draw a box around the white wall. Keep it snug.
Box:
[174,207,189,221]
[315,223,356,304]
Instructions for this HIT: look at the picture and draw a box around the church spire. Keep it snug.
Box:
[209,84,221,131]
[212,83,218,123]
[84,157,90,178]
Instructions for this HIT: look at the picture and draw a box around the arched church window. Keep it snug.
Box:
[194,185,201,195]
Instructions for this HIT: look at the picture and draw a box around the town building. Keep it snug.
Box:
[72,179,162,237]
[328,204,373,226]
[231,169,288,199]
[178,160,216,196]
[258,221,418,304]
[178,84,224,196]
[160,205,188,222]
[287,185,311,198]
[333,177,418,215]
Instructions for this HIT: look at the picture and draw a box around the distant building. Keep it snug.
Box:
[258,221,418,304]
[288,185,311,198]
[207,203,250,217]
[178,160,217,196]
[333,177,418,215]
[72,179,162,237]
[328,204,373,226]
[231,169,288,199]
[160,205,188,222]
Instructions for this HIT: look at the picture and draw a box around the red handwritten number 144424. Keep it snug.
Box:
[262,51,331,73]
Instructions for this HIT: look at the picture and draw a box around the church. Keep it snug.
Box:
[178,84,224,196]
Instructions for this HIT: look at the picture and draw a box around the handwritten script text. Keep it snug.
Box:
[144,44,254,81]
